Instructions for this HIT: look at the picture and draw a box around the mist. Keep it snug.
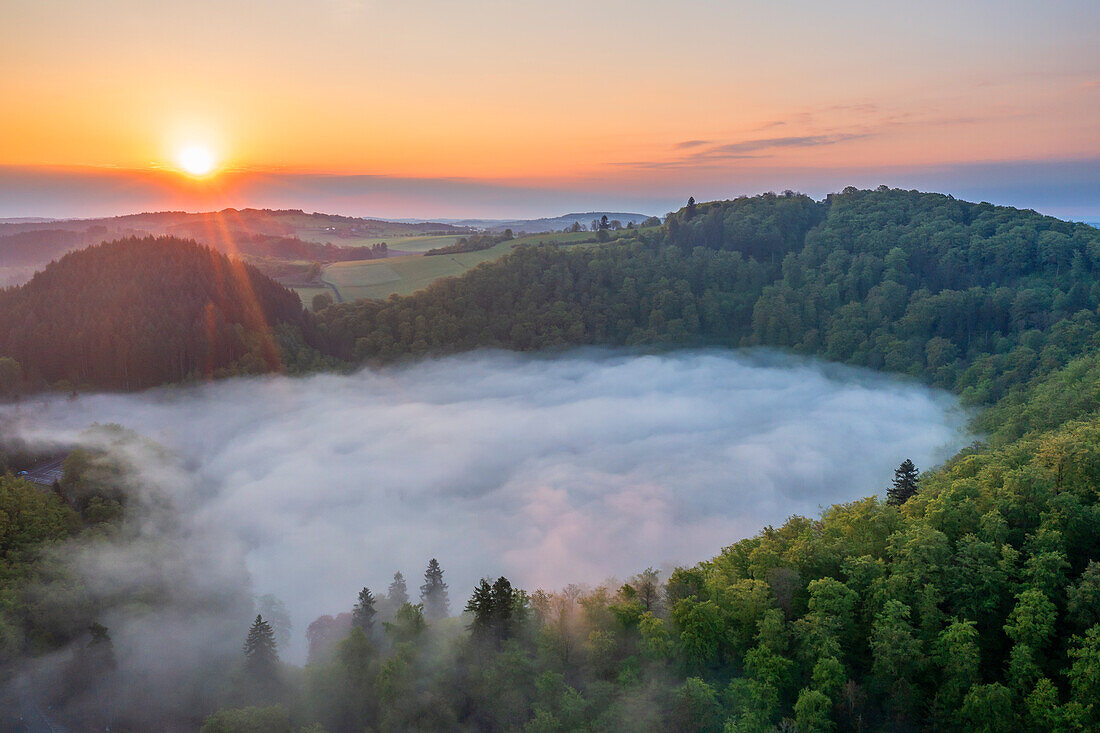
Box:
[3,349,969,664]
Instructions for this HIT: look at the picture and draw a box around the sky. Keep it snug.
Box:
[2,0,1098,219]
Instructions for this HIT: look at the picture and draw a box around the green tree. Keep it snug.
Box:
[1066,625,1100,726]
[794,687,835,732]
[869,600,921,716]
[1068,562,1100,630]
[384,602,425,642]
[959,683,1016,733]
[672,597,724,671]
[243,615,280,689]
[1004,588,1057,649]
[671,677,723,732]
[388,571,408,605]
[352,587,376,633]
[934,619,980,711]
[887,459,920,505]
[419,558,450,621]
[466,578,495,639]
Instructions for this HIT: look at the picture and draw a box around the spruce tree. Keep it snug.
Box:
[491,576,515,640]
[243,614,280,684]
[420,558,450,621]
[465,578,494,639]
[352,587,376,632]
[388,572,408,606]
[887,459,920,505]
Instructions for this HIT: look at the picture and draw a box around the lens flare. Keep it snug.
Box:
[177,145,216,176]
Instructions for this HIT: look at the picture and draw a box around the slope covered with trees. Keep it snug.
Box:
[291,189,1100,730]
[4,189,1100,730]
[318,188,1100,414]
[0,236,321,390]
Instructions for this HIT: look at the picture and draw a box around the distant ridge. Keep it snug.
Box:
[442,212,654,233]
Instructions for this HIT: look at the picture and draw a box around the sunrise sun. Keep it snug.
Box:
[177,144,217,177]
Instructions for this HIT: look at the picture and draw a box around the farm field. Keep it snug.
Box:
[293,232,465,251]
[318,229,633,301]
[292,286,335,310]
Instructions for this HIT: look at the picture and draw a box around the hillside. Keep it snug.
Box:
[0,209,475,284]
[318,189,1098,407]
[309,189,1100,729]
[4,190,1100,730]
[0,236,317,390]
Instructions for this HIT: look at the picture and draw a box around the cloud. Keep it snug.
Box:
[674,140,712,149]
[4,348,968,666]
[706,133,870,157]
[618,133,872,171]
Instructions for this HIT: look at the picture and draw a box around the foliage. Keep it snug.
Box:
[0,236,319,390]
[8,190,1100,730]
[419,557,449,621]
[886,459,920,506]
[425,230,513,256]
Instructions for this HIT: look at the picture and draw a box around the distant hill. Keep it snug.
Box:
[0,229,85,267]
[0,236,315,390]
[0,209,474,281]
[0,208,472,240]
[447,212,654,233]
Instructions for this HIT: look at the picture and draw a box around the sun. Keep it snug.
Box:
[177,145,217,177]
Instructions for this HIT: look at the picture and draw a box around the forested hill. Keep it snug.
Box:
[318,188,1100,414]
[4,191,1100,730]
[307,189,1100,730]
[0,236,316,390]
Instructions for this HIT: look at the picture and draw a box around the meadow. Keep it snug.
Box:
[313,229,629,302]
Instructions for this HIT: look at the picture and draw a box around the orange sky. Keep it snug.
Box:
[2,1,1098,217]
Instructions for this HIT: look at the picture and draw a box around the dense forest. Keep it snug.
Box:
[317,188,1100,412]
[2,189,1100,731]
[0,236,324,390]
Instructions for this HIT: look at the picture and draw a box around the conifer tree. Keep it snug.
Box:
[466,578,494,638]
[388,572,408,606]
[243,614,280,684]
[491,576,515,640]
[420,558,450,621]
[887,459,920,505]
[352,587,377,633]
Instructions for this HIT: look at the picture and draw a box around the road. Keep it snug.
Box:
[317,273,344,303]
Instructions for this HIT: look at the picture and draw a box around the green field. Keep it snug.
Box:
[292,286,335,310]
[294,232,465,251]
[317,230,621,302]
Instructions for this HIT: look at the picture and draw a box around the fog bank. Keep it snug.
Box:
[5,349,969,660]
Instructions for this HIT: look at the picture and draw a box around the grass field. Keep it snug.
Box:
[294,232,465,251]
[293,286,336,310]
[315,230,639,302]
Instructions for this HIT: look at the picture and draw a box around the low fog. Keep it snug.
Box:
[4,349,969,663]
